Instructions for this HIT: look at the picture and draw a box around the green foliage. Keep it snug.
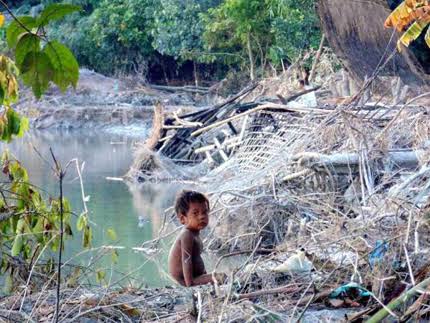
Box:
[202,0,321,74]
[96,269,106,283]
[8,0,321,79]
[76,213,92,248]
[50,0,154,75]
[6,16,37,48]
[44,41,79,90]
[36,3,80,27]
[202,0,273,65]
[0,56,19,106]
[0,2,99,292]
[107,227,117,241]
[6,4,80,98]
[269,0,321,64]
[150,0,220,62]
[20,51,53,98]
[0,152,75,287]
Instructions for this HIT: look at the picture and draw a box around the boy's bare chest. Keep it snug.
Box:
[193,236,203,255]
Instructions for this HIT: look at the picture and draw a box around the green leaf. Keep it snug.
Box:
[111,250,119,264]
[16,183,30,210]
[20,51,53,98]
[107,228,117,241]
[11,235,23,256]
[96,269,105,283]
[7,108,21,136]
[37,4,81,28]
[16,218,25,233]
[6,16,37,49]
[43,41,79,91]
[83,225,92,248]
[33,217,44,240]
[15,33,40,69]
[51,236,59,251]
[76,214,86,231]
[65,223,73,236]
[1,108,27,143]
[17,117,29,138]
[398,20,429,49]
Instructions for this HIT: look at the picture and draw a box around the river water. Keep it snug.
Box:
[3,129,183,287]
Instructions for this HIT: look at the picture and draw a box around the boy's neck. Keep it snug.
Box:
[184,227,200,234]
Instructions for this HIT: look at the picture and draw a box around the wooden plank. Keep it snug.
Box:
[213,137,229,161]
[227,121,238,135]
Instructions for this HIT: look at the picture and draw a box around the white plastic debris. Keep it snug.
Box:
[272,251,313,273]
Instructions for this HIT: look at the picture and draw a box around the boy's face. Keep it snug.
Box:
[180,201,209,231]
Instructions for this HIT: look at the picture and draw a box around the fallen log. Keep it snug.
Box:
[293,149,426,174]
[148,84,209,94]
[143,102,164,150]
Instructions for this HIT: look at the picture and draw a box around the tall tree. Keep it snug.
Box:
[202,0,321,79]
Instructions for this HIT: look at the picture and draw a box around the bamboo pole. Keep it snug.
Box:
[366,276,430,323]
[191,100,327,137]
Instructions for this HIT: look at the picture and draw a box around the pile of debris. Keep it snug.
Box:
[126,67,430,321]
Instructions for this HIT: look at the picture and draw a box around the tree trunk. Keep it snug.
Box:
[317,0,430,87]
[193,61,199,87]
[246,32,255,81]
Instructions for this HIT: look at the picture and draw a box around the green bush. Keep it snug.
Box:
[49,0,155,75]
[10,0,321,79]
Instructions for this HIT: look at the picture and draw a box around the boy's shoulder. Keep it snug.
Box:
[179,228,197,240]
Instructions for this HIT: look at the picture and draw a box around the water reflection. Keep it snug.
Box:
[128,183,181,236]
[1,129,183,287]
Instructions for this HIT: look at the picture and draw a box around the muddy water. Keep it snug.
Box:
[3,129,183,287]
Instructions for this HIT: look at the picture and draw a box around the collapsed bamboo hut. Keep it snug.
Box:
[124,67,430,320]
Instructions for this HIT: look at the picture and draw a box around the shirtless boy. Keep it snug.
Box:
[168,190,225,287]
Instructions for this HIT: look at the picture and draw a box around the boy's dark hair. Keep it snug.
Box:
[175,190,209,217]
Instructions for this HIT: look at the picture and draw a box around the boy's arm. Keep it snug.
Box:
[181,230,195,287]
[181,231,226,287]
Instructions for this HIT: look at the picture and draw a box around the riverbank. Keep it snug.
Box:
[14,69,216,132]
[4,60,430,321]
[122,58,430,322]
[0,284,362,322]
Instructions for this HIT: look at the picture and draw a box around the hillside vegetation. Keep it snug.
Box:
[2,0,321,82]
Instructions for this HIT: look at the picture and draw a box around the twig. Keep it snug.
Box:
[50,148,65,323]
[236,284,300,300]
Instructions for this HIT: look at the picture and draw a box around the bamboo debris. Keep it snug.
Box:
[132,84,338,179]
[124,80,430,321]
[129,83,261,177]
